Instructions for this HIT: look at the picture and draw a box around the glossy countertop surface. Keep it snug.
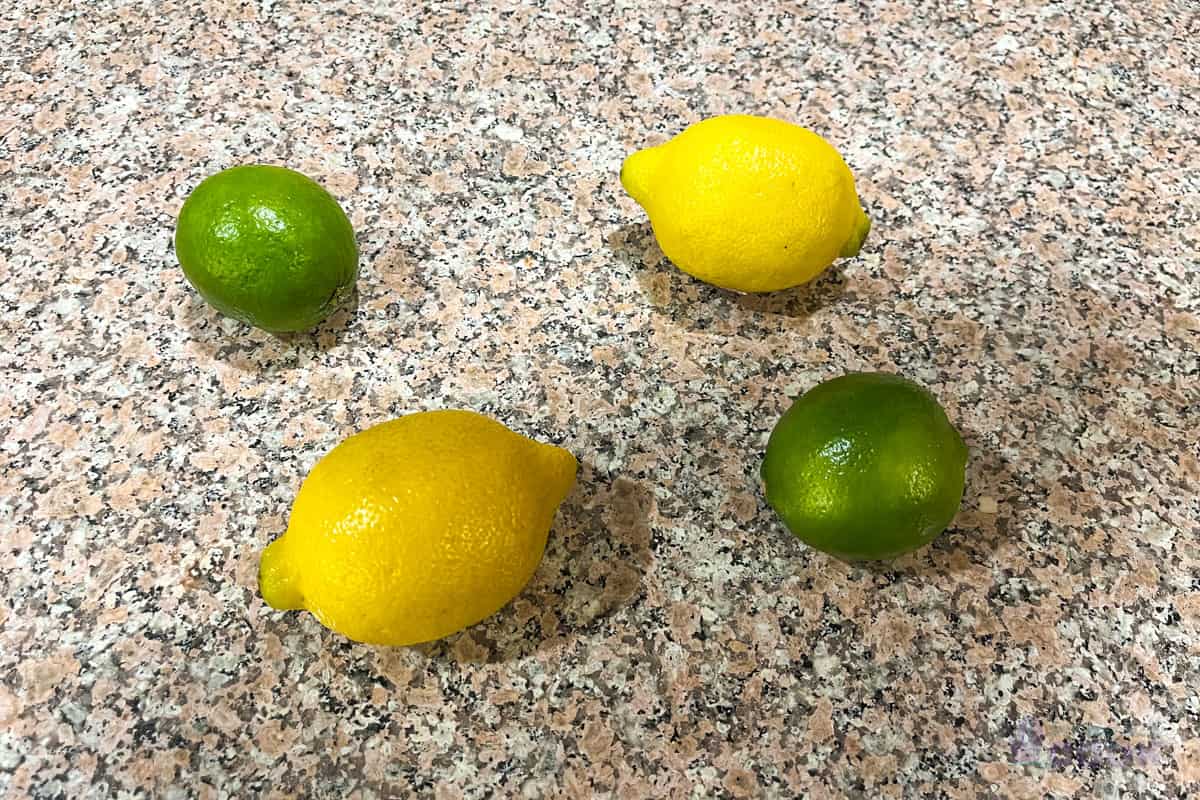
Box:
[2,1,1198,797]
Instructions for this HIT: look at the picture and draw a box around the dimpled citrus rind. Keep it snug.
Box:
[761,373,968,560]
[174,164,358,332]
[620,115,870,293]
[258,410,578,646]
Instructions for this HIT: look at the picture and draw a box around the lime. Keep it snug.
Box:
[174,165,358,332]
[761,373,968,560]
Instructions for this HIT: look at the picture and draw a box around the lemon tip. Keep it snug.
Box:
[258,538,305,611]
[619,146,662,206]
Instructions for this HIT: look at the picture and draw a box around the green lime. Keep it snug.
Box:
[174,165,358,332]
[761,372,968,560]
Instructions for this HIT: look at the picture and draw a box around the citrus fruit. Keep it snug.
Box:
[174,164,358,332]
[620,114,870,293]
[258,410,577,646]
[761,373,967,560]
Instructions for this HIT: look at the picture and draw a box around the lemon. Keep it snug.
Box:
[258,410,577,646]
[620,115,870,293]
[761,373,968,560]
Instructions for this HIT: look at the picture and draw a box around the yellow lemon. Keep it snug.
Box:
[621,114,871,293]
[258,410,577,646]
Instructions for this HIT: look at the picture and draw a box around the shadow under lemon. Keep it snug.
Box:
[606,221,849,330]
[416,460,655,665]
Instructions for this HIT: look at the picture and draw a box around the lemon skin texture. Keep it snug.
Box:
[174,164,358,332]
[258,410,578,646]
[621,115,870,293]
[761,373,968,560]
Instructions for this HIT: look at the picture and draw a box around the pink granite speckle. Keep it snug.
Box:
[1,0,1198,797]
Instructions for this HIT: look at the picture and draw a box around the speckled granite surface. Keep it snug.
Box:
[2,0,1198,797]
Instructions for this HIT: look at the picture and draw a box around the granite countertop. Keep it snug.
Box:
[2,1,1198,797]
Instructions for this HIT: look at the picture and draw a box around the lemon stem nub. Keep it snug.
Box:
[259,538,304,611]
[538,444,579,505]
[839,205,871,258]
[619,146,665,206]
